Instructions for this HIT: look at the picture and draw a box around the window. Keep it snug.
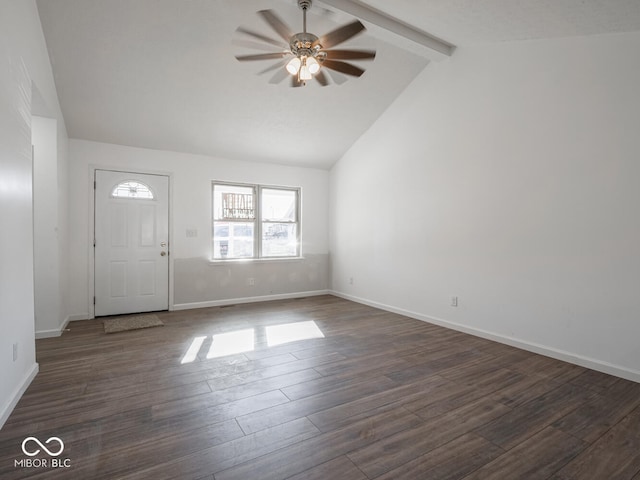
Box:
[261,188,298,258]
[212,182,300,260]
[111,181,154,199]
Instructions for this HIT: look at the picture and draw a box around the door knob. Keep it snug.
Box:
[160,251,167,256]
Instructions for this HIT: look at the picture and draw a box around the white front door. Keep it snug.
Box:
[94,170,169,316]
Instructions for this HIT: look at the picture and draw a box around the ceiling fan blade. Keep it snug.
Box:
[316,20,365,49]
[324,49,376,60]
[236,52,289,62]
[322,59,366,77]
[236,27,285,49]
[258,60,288,75]
[269,68,290,85]
[258,10,294,44]
[233,38,286,53]
[315,70,330,86]
[326,68,348,85]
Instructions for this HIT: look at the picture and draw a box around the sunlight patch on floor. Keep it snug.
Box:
[266,321,324,347]
[180,321,324,363]
[180,336,207,364]
[207,329,255,359]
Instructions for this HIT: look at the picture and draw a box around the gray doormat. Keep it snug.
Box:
[103,314,164,334]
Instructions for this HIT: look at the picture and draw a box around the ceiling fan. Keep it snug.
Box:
[235,0,376,87]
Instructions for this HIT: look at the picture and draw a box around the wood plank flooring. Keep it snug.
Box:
[1,295,639,479]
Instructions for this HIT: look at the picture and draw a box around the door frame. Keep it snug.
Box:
[88,165,174,319]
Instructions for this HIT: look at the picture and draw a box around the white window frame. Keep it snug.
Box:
[212,181,301,260]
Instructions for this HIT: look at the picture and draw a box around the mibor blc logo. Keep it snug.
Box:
[22,437,64,457]
[15,437,71,469]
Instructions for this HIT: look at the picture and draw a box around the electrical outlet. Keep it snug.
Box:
[247,278,255,286]
[450,296,458,307]
[12,343,18,362]
[349,277,354,285]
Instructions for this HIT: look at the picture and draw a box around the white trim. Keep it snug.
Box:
[35,329,62,339]
[35,316,72,339]
[0,363,39,429]
[330,290,640,384]
[319,0,455,58]
[173,290,330,311]
[208,256,306,266]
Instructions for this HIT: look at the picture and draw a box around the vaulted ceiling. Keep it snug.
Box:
[37,0,640,169]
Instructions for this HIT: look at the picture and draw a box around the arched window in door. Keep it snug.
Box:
[110,180,155,199]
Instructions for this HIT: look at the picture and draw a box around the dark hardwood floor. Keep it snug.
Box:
[1,295,639,479]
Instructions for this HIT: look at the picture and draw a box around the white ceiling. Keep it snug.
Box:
[37,0,640,169]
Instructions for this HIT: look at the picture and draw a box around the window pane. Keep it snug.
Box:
[111,181,154,199]
[213,222,254,259]
[214,185,255,220]
[214,224,229,237]
[262,223,297,257]
[233,224,252,237]
[262,189,296,222]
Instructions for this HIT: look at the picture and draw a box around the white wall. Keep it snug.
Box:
[32,116,64,337]
[0,1,68,427]
[56,121,70,338]
[68,139,330,318]
[330,31,640,381]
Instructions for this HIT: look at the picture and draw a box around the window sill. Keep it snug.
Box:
[208,257,305,266]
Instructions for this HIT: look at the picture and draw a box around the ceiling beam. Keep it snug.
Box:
[318,0,456,57]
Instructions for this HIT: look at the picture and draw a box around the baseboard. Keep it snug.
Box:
[172,290,331,311]
[35,329,61,339]
[0,363,39,430]
[330,290,640,384]
[35,316,73,339]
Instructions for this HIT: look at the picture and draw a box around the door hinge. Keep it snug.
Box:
[94,180,96,189]
[93,296,96,305]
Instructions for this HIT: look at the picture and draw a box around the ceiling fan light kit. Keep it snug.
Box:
[235,0,376,87]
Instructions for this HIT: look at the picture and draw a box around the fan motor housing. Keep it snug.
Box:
[290,32,321,58]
